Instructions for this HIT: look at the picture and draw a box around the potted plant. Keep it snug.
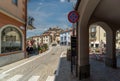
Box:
[43,44,48,51]
[38,47,42,54]
[42,47,45,52]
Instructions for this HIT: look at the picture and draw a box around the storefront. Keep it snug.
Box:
[0,25,25,66]
[0,26,23,53]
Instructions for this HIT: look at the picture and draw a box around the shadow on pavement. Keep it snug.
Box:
[54,57,79,81]
[54,54,120,81]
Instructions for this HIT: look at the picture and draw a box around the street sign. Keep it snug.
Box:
[68,11,79,23]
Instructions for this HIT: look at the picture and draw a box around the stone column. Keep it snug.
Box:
[105,30,117,68]
[76,0,101,79]
[77,25,90,80]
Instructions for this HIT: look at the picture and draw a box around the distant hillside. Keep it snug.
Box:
[43,26,64,34]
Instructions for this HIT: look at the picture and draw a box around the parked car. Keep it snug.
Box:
[52,43,57,46]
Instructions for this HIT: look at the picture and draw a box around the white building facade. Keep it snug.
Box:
[60,29,72,45]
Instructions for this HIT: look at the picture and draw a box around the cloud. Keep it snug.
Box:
[35,3,58,12]
[29,11,53,18]
[27,28,44,37]
[60,0,65,2]
[39,2,43,5]
[27,0,73,37]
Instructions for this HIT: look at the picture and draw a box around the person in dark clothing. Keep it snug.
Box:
[29,47,33,54]
[26,46,30,58]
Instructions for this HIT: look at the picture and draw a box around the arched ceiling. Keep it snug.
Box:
[93,0,120,26]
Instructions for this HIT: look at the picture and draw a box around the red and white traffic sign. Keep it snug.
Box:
[68,11,79,23]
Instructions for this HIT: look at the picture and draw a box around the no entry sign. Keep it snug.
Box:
[68,11,79,23]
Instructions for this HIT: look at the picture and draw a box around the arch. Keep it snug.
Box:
[0,24,24,53]
[77,0,101,64]
[91,22,112,34]
[90,21,117,67]
[89,21,113,48]
[91,22,113,54]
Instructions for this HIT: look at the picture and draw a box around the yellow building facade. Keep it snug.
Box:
[89,25,106,49]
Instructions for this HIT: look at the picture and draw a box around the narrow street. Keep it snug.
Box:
[0,46,68,81]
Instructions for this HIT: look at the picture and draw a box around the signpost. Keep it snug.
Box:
[68,11,79,76]
[68,11,79,36]
[71,36,76,75]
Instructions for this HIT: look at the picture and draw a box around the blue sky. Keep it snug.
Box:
[27,0,76,38]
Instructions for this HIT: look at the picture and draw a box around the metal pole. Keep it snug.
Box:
[71,23,74,74]
[73,23,75,36]
[76,22,78,77]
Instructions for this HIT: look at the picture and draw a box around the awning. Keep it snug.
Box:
[90,41,100,44]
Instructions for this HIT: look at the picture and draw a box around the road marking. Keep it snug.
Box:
[0,74,9,79]
[7,75,23,81]
[28,76,40,81]
[2,48,52,74]
[46,76,55,81]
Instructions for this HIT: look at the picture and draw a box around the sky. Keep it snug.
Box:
[27,0,76,38]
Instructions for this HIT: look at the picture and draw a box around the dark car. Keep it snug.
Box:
[52,43,57,46]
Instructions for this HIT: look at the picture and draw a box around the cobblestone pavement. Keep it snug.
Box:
[0,46,68,81]
[55,54,120,81]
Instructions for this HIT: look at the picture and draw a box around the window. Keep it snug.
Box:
[12,0,18,6]
[91,27,96,32]
[1,27,22,53]
[91,32,96,38]
[104,33,106,37]
[91,44,94,47]
[64,36,66,40]
[95,44,99,48]
[61,37,63,41]
[104,44,106,47]
[37,38,39,41]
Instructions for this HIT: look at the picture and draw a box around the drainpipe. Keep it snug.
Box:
[24,0,28,58]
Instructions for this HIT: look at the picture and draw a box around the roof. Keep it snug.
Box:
[61,28,73,34]
[32,35,40,38]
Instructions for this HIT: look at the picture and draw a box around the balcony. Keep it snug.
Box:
[27,24,35,30]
